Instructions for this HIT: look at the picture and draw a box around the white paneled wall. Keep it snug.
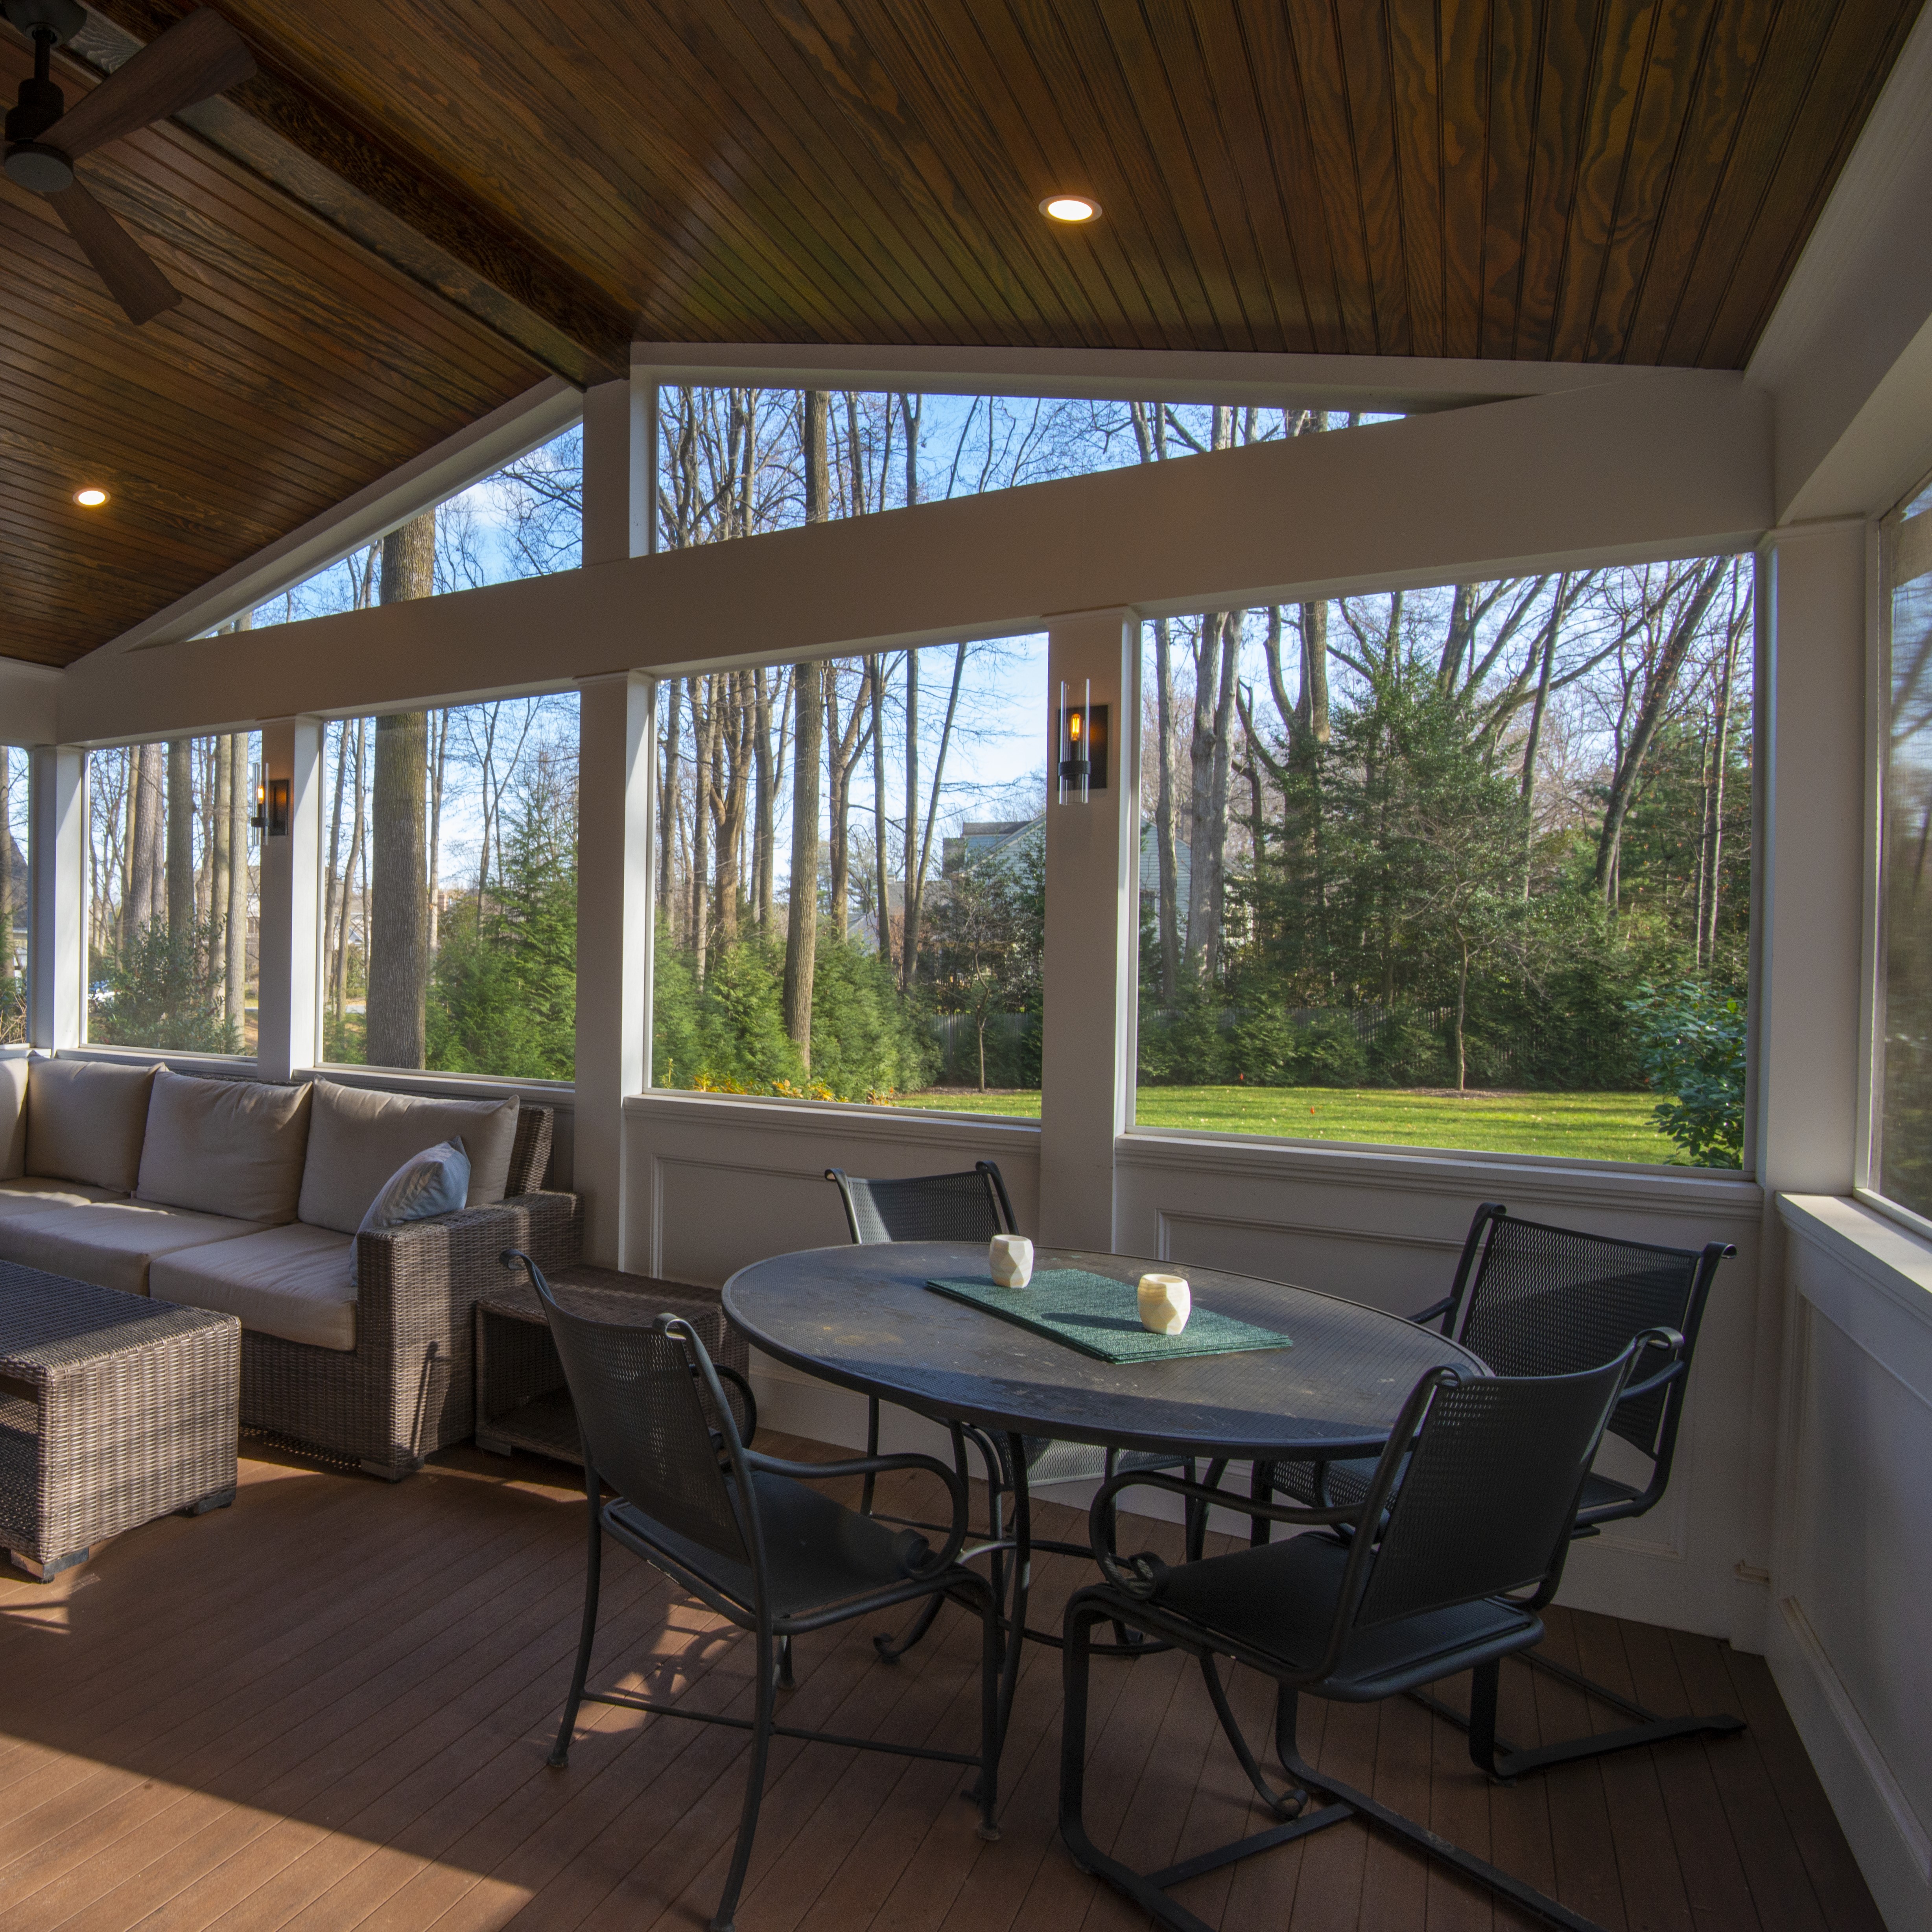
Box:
[1774,1198,1932,1932]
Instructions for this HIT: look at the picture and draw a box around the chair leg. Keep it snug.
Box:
[1466,1657,1502,1777]
[548,1474,603,1769]
[1248,1459,1274,1547]
[877,1425,1005,1665]
[860,1396,883,1516]
[1199,1654,1302,1817]
[973,1575,1002,1840]
[710,1629,778,1932]
[776,1634,796,1692]
[1414,1644,1747,1779]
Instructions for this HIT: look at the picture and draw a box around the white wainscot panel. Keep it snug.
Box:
[1773,1196,1932,1932]
[1118,1132,1764,1640]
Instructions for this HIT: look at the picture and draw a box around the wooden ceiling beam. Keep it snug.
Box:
[53,0,631,383]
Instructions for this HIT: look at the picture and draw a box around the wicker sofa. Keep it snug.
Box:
[0,1056,581,1478]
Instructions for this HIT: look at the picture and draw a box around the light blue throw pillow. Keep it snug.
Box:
[353,1137,470,1281]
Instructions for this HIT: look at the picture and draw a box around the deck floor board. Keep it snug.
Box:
[0,1439,1880,1932]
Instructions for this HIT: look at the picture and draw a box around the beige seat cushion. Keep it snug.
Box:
[138,1071,312,1225]
[297,1080,519,1236]
[0,1175,126,1215]
[26,1058,160,1192]
[0,1058,26,1180]
[0,1198,266,1296]
[151,1223,357,1352]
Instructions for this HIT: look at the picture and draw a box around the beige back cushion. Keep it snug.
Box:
[137,1071,313,1224]
[0,1058,26,1180]
[297,1079,519,1235]
[26,1058,159,1191]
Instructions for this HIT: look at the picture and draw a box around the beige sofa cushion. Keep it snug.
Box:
[297,1080,519,1236]
[0,1175,125,1212]
[151,1223,356,1351]
[0,1198,265,1296]
[26,1058,159,1191]
[0,1057,26,1180]
[137,1071,312,1225]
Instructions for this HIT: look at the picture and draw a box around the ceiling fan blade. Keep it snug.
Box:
[42,9,255,162]
[48,181,181,324]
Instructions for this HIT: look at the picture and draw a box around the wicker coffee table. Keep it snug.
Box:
[475,1264,750,1466]
[0,1259,241,1581]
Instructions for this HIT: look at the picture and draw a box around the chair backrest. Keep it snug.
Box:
[1347,1346,1640,1635]
[525,1258,755,1576]
[1441,1204,1729,1462]
[824,1161,1017,1244]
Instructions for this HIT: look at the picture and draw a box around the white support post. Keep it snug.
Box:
[575,673,654,1266]
[1747,518,1869,1651]
[254,717,323,1082]
[28,746,83,1052]
[1038,608,1137,1250]
[576,372,656,1267]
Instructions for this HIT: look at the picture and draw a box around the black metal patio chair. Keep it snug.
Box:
[1060,1340,1660,1932]
[1246,1201,1740,1777]
[505,1250,1002,1932]
[824,1163,1200,1660]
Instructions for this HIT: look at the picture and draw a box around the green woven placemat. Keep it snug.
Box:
[925,1268,1292,1366]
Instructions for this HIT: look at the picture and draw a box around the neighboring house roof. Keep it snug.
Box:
[943,814,1190,903]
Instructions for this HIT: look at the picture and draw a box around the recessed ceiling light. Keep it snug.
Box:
[1040,194,1101,224]
[74,487,108,507]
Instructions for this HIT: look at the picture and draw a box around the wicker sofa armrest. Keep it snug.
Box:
[355,1191,583,1342]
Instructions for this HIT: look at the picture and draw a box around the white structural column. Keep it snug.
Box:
[28,746,84,1051]
[575,674,654,1266]
[254,717,323,1083]
[575,373,656,1266]
[1746,519,1869,1642]
[1038,608,1137,1250]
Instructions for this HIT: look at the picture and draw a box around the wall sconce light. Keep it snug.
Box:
[1058,681,1108,803]
[251,775,289,837]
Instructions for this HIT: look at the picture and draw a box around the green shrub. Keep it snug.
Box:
[1627,980,1747,1167]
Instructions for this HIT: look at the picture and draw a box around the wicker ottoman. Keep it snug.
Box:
[476,1265,750,1466]
[0,1259,240,1581]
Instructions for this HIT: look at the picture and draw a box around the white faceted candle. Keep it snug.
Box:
[989,1234,1034,1288]
[1138,1273,1191,1335]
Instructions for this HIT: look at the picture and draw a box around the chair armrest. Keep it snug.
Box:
[742,1437,972,1577]
[1086,1467,1359,1598]
[1408,1296,1455,1328]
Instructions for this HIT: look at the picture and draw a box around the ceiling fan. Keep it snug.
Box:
[2,0,254,324]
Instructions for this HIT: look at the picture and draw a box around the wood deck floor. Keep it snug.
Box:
[0,1436,1882,1932]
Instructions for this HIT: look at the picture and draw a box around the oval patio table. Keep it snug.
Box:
[723,1240,1487,1744]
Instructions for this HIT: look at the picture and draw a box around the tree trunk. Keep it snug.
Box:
[716,673,750,947]
[1154,619,1180,1003]
[699,680,723,981]
[0,746,11,995]
[870,655,892,968]
[125,742,163,947]
[334,720,367,1029]
[901,645,919,990]
[783,660,824,1063]
[210,737,232,1003]
[752,669,774,932]
[1702,575,1744,960]
[1202,613,1241,984]
[1455,938,1469,1093]
[226,732,249,1036]
[365,512,435,1068]
[166,738,194,938]
[1593,560,1725,900]
[905,644,967,985]
[428,710,448,955]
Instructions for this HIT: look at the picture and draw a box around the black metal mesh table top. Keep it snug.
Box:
[723,1243,1486,1460]
[0,1259,238,1380]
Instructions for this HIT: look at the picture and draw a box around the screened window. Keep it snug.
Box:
[321,695,579,1080]
[86,734,261,1054]
[1876,478,1932,1216]
[1134,559,1753,1167]
[656,391,1392,544]
[214,426,581,630]
[652,636,1045,1112]
[2,746,26,1043]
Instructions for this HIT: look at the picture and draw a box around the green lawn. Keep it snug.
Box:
[902,1085,1685,1164]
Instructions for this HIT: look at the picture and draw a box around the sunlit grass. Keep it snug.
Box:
[901,1085,1696,1165]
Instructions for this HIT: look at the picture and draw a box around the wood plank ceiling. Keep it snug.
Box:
[2,0,1923,669]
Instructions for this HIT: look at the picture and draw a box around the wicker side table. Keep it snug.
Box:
[0,1260,241,1581]
[475,1265,750,1466]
